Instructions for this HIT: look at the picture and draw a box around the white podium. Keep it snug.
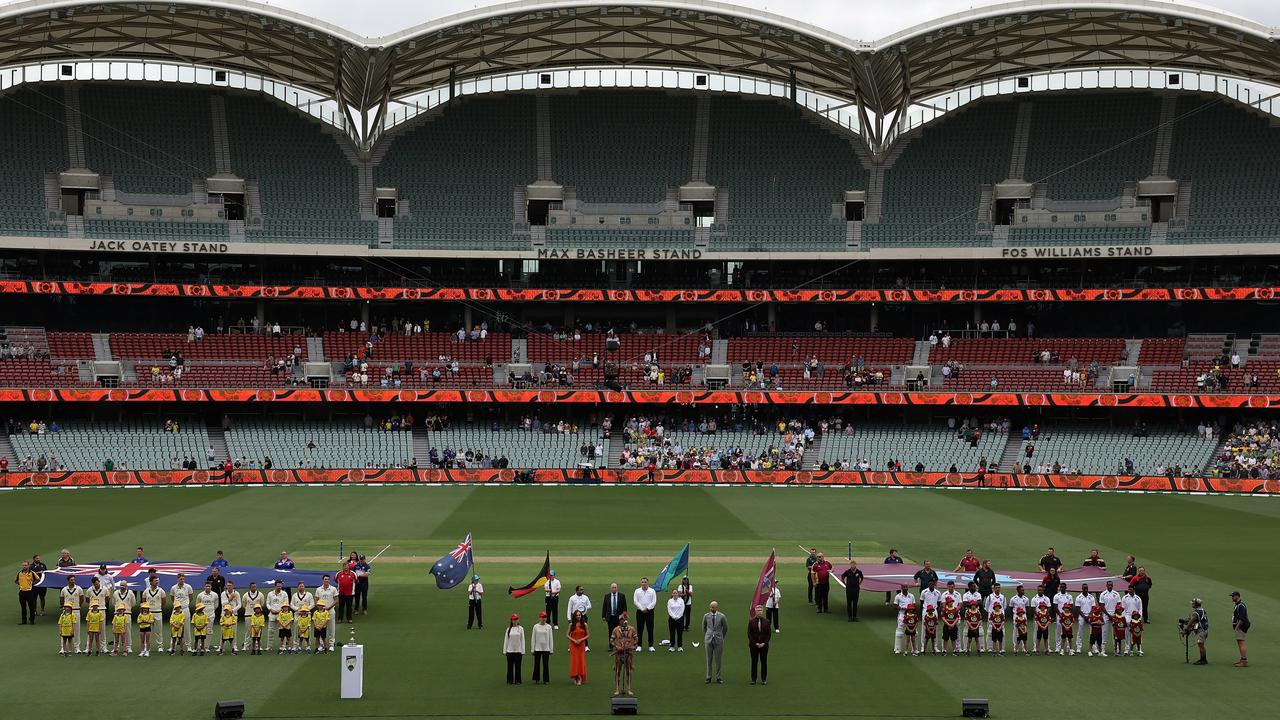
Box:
[341,644,364,699]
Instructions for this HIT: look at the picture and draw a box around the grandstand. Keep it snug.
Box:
[9,419,208,471]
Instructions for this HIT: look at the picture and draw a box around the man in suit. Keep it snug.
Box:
[703,600,728,684]
[748,604,771,685]
[601,582,628,645]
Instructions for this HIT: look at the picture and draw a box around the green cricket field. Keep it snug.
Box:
[0,484,1274,719]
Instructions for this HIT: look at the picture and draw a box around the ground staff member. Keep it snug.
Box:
[30,555,48,616]
[805,549,818,604]
[15,561,39,624]
[353,555,371,615]
[1231,591,1250,668]
[841,561,863,622]
[1186,598,1209,665]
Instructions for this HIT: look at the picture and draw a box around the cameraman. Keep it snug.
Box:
[1181,598,1209,665]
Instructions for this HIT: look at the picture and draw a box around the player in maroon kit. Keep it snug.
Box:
[1111,603,1127,656]
[1014,607,1030,656]
[1034,602,1052,655]
[923,605,939,656]
[1058,600,1076,655]
[902,603,919,656]
[963,600,983,655]
[941,598,961,656]
[1087,604,1106,656]
[988,601,1005,655]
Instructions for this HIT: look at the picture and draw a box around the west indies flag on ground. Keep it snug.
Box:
[429,533,474,590]
[848,563,1130,592]
[37,561,330,591]
[508,553,552,598]
[653,543,690,592]
[750,549,777,617]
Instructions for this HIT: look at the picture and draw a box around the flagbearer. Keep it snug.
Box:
[140,576,166,655]
[111,581,135,654]
[545,571,562,629]
[58,576,84,654]
[467,576,485,630]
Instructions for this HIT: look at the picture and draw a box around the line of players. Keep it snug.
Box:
[890,579,1146,657]
[52,573,343,656]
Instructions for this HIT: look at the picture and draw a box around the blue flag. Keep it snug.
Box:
[36,561,331,592]
[430,533,474,589]
[653,543,690,591]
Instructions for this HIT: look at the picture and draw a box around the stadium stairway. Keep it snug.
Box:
[307,336,326,363]
[1124,339,1143,367]
[412,427,430,467]
[711,338,728,365]
[997,433,1024,472]
[91,333,112,361]
[0,432,16,465]
[912,340,932,366]
[206,422,229,465]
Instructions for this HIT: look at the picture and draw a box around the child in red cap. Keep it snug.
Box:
[902,603,919,656]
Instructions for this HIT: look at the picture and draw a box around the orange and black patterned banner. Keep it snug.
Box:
[6,386,1280,408]
[0,468,1272,495]
[3,280,1279,304]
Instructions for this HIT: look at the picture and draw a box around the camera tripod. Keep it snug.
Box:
[1182,628,1190,663]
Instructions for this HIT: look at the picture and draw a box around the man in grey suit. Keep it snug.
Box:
[703,601,728,684]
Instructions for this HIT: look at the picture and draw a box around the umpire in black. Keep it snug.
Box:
[840,561,864,622]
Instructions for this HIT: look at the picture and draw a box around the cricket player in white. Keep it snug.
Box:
[266,581,289,651]
[84,577,111,653]
[195,581,220,646]
[892,585,913,654]
[919,583,942,614]
[1053,586,1074,651]
[140,578,166,653]
[111,582,135,654]
[1073,586,1096,653]
[314,576,339,650]
[169,574,195,651]
[940,583,963,613]
[241,583,266,651]
[1010,586,1031,621]
[983,584,1008,652]
[1098,581,1122,649]
[1121,588,1143,642]
[291,582,315,651]
[59,577,84,653]
[220,581,242,648]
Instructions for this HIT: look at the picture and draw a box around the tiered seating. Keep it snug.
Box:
[80,84,216,195]
[1018,425,1216,474]
[1137,338,1185,366]
[1150,361,1280,393]
[0,85,68,237]
[0,360,86,387]
[527,333,702,364]
[635,429,795,465]
[224,421,413,467]
[1182,334,1230,362]
[545,227,694,246]
[1008,226,1149,245]
[820,423,1006,470]
[109,333,302,360]
[375,95,535,249]
[938,369,1075,391]
[324,332,509,362]
[930,338,1126,365]
[1169,95,1280,244]
[131,363,292,387]
[84,219,228,240]
[707,95,865,251]
[425,425,601,468]
[9,420,209,470]
[226,94,376,245]
[864,100,1015,248]
[728,336,911,365]
[1024,93,1160,201]
[551,92,694,203]
[354,363,493,388]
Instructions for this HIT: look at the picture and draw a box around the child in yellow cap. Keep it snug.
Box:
[312,600,330,653]
[219,606,238,655]
[192,603,209,656]
[169,605,187,656]
[137,604,154,657]
[111,606,129,656]
[297,606,312,653]
[249,605,266,655]
[58,604,76,656]
[276,604,294,655]
[85,601,104,657]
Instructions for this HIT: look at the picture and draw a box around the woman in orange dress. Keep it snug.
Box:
[567,610,589,685]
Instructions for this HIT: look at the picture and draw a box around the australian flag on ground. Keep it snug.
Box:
[37,561,331,591]
[430,533,474,589]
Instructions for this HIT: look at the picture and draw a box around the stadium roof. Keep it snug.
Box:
[2,0,1279,145]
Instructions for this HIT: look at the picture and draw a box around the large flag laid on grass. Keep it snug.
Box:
[508,553,551,598]
[37,561,329,592]
[653,543,690,591]
[429,533,474,590]
[750,549,777,617]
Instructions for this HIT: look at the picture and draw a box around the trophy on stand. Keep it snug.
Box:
[340,620,363,699]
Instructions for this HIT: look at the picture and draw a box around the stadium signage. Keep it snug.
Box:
[1000,246,1155,259]
[87,240,231,254]
[535,248,703,260]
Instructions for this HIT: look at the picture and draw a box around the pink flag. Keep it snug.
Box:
[751,549,777,618]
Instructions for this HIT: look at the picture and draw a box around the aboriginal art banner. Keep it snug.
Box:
[1,468,1275,495]
[35,560,331,592]
[4,280,1279,304]
[9,386,1280,408]
[851,564,1129,594]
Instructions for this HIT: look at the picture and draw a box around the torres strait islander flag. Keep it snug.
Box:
[37,561,330,591]
[508,553,552,599]
[750,549,777,618]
